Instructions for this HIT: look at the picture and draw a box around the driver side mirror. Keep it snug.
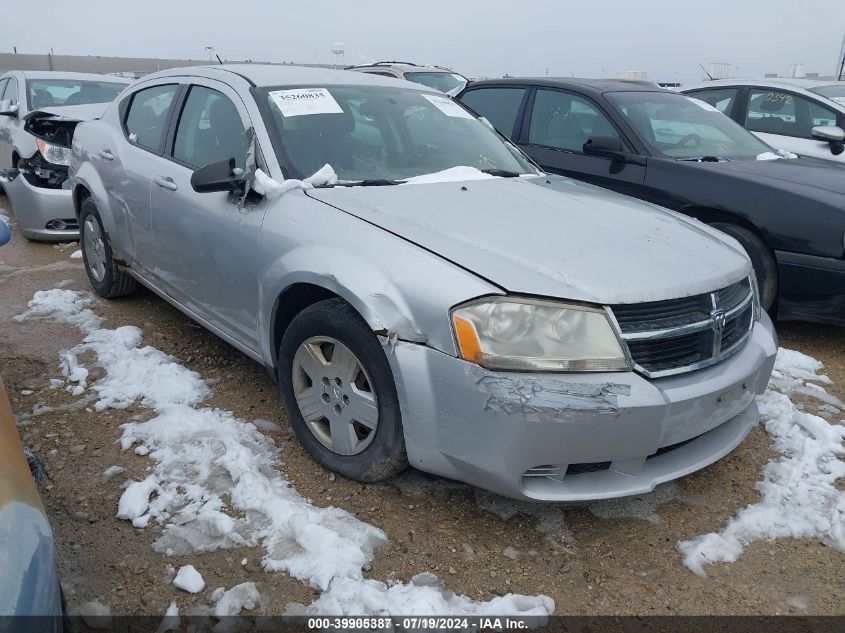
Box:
[0,99,18,118]
[811,125,845,155]
[583,135,627,161]
[190,158,246,194]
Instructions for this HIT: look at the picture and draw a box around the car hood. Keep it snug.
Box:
[24,102,109,122]
[307,175,750,304]
[695,157,845,196]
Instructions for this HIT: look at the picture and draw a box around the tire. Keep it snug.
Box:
[278,298,408,482]
[711,223,777,311]
[79,197,136,299]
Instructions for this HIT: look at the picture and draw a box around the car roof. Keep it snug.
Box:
[465,77,665,95]
[346,62,458,74]
[14,70,131,83]
[137,63,431,89]
[681,77,843,91]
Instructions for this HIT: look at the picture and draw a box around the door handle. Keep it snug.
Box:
[154,175,178,191]
[98,148,114,161]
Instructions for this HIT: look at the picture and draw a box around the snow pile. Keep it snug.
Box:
[16,289,555,617]
[402,166,497,185]
[678,348,845,576]
[70,250,83,259]
[14,288,102,333]
[213,583,261,617]
[252,164,337,199]
[173,565,205,593]
[289,573,554,617]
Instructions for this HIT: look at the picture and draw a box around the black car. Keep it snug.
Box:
[456,78,845,326]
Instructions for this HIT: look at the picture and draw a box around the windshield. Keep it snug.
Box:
[26,79,126,110]
[261,85,536,181]
[809,84,845,106]
[403,72,467,94]
[606,91,773,160]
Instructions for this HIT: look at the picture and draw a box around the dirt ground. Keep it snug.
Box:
[1,193,843,617]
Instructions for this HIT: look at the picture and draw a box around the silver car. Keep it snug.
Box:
[346,61,467,95]
[0,71,129,241]
[69,65,777,501]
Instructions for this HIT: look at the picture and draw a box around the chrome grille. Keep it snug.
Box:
[610,278,755,378]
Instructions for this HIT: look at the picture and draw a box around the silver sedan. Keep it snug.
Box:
[69,65,777,501]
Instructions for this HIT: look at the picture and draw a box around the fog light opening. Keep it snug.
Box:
[46,220,67,230]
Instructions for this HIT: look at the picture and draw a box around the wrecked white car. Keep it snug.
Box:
[0,71,129,241]
[69,65,777,500]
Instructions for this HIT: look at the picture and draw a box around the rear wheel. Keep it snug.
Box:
[79,197,136,299]
[278,298,407,482]
[712,223,777,311]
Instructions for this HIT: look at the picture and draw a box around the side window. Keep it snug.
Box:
[528,89,620,152]
[687,88,737,115]
[3,78,19,105]
[173,86,247,169]
[459,88,525,137]
[745,89,831,139]
[125,84,178,152]
[809,100,838,128]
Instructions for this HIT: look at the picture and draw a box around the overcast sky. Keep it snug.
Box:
[6,0,845,82]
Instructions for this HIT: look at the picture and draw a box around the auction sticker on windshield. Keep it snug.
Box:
[269,88,343,117]
[421,93,475,119]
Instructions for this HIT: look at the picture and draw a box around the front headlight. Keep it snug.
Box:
[36,139,71,166]
[451,297,631,372]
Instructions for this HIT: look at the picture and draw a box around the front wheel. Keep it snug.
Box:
[278,298,407,482]
[712,223,777,311]
[79,197,136,299]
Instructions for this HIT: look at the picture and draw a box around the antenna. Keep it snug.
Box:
[699,63,714,81]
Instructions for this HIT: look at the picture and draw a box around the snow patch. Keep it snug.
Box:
[213,582,261,616]
[70,250,83,259]
[14,288,102,333]
[401,166,497,185]
[252,164,337,200]
[20,289,555,617]
[678,347,845,576]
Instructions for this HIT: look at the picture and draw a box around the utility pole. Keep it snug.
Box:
[837,32,845,80]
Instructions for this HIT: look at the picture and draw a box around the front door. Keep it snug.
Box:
[149,79,266,350]
[744,87,845,163]
[518,88,646,197]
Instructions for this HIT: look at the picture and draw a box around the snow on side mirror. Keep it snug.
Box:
[0,100,17,117]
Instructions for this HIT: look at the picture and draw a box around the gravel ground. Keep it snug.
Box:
[1,194,843,617]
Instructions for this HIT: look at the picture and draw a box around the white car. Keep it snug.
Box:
[680,78,845,164]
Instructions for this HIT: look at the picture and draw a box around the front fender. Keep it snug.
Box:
[259,245,431,362]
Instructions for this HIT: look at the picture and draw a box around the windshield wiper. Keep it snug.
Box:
[481,168,522,177]
[336,179,406,187]
[678,156,730,162]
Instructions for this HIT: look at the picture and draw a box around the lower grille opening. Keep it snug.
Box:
[565,461,611,475]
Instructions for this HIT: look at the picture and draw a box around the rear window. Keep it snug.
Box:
[403,72,466,94]
[27,78,126,109]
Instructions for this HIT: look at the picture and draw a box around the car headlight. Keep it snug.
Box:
[451,297,631,372]
[36,139,71,166]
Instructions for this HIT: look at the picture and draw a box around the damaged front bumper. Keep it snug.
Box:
[388,313,777,501]
[1,168,78,241]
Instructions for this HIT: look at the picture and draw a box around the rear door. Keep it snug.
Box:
[457,85,528,137]
[518,87,645,196]
[149,78,266,349]
[743,87,845,163]
[105,81,181,269]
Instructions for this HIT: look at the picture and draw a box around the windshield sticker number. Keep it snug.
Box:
[687,97,720,113]
[421,93,475,119]
[269,88,343,117]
